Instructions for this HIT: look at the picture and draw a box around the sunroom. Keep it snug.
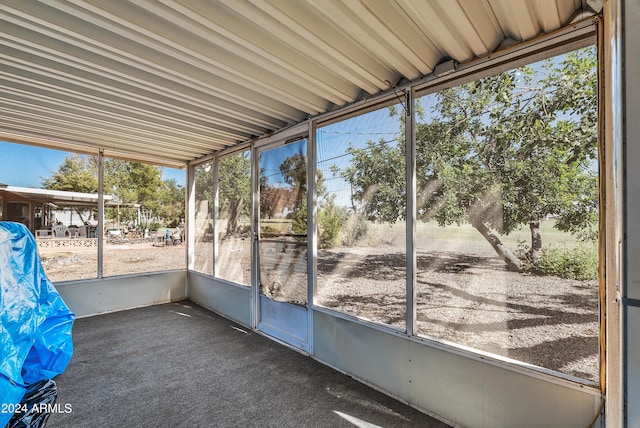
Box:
[1,1,637,427]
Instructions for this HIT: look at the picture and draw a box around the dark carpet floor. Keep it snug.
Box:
[48,301,450,428]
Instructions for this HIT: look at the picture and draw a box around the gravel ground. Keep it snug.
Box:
[316,246,599,383]
[259,241,600,384]
[40,237,600,384]
[40,241,186,281]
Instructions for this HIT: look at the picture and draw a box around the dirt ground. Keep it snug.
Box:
[40,236,599,384]
[40,240,186,281]
[315,246,599,383]
[246,238,599,384]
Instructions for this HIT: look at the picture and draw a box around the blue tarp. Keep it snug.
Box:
[0,222,74,427]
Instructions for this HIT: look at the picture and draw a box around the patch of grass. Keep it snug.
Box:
[413,219,586,246]
[260,219,292,233]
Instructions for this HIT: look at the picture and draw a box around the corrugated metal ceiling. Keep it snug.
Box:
[0,0,598,167]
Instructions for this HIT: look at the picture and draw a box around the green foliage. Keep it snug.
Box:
[103,160,186,226]
[522,244,598,280]
[318,198,348,249]
[43,155,185,227]
[104,160,160,203]
[194,153,251,236]
[41,154,99,223]
[259,148,347,248]
[219,152,251,235]
[341,139,406,223]
[280,152,308,207]
[41,154,98,193]
[159,177,185,227]
[414,47,598,237]
[194,161,214,215]
[337,47,598,270]
[291,196,307,236]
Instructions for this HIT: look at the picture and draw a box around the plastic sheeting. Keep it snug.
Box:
[0,222,74,427]
[5,380,57,428]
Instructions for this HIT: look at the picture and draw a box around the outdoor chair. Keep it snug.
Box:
[51,224,68,238]
[153,229,168,247]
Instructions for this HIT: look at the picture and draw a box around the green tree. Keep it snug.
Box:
[317,194,348,248]
[194,162,214,235]
[43,156,184,228]
[42,154,98,193]
[340,47,597,271]
[279,152,308,236]
[339,138,406,222]
[275,152,345,247]
[103,159,164,225]
[159,177,185,227]
[280,153,308,208]
[194,162,214,211]
[219,151,251,236]
[41,154,98,223]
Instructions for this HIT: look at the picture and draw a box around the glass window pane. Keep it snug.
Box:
[259,140,307,305]
[216,151,252,285]
[414,47,599,382]
[0,142,99,281]
[102,158,186,277]
[315,104,406,330]
[193,162,214,275]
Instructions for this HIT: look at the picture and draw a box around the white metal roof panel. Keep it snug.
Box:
[0,0,598,167]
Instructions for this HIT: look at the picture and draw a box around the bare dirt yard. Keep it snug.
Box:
[40,236,599,384]
[315,245,599,383]
[40,240,186,281]
[259,240,599,384]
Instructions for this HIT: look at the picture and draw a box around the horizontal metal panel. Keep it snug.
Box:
[56,270,187,318]
[0,1,596,164]
[312,309,601,428]
[187,272,251,327]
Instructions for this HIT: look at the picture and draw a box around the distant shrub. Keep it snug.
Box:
[523,244,598,280]
[261,225,278,234]
[342,215,369,247]
[236,224,251,237]
[318,205,348,249]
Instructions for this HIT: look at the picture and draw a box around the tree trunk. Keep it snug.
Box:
[226,198,243,236]
[471,219,523,272]
[528,220,542,263]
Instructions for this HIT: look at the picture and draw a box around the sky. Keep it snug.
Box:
[316,102,404,208]
[255,104,404,208]
[0,141,186,188]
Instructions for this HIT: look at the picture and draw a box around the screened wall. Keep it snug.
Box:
[6,0,635,426]
[189,43,600,388]
[0,141,186,281]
